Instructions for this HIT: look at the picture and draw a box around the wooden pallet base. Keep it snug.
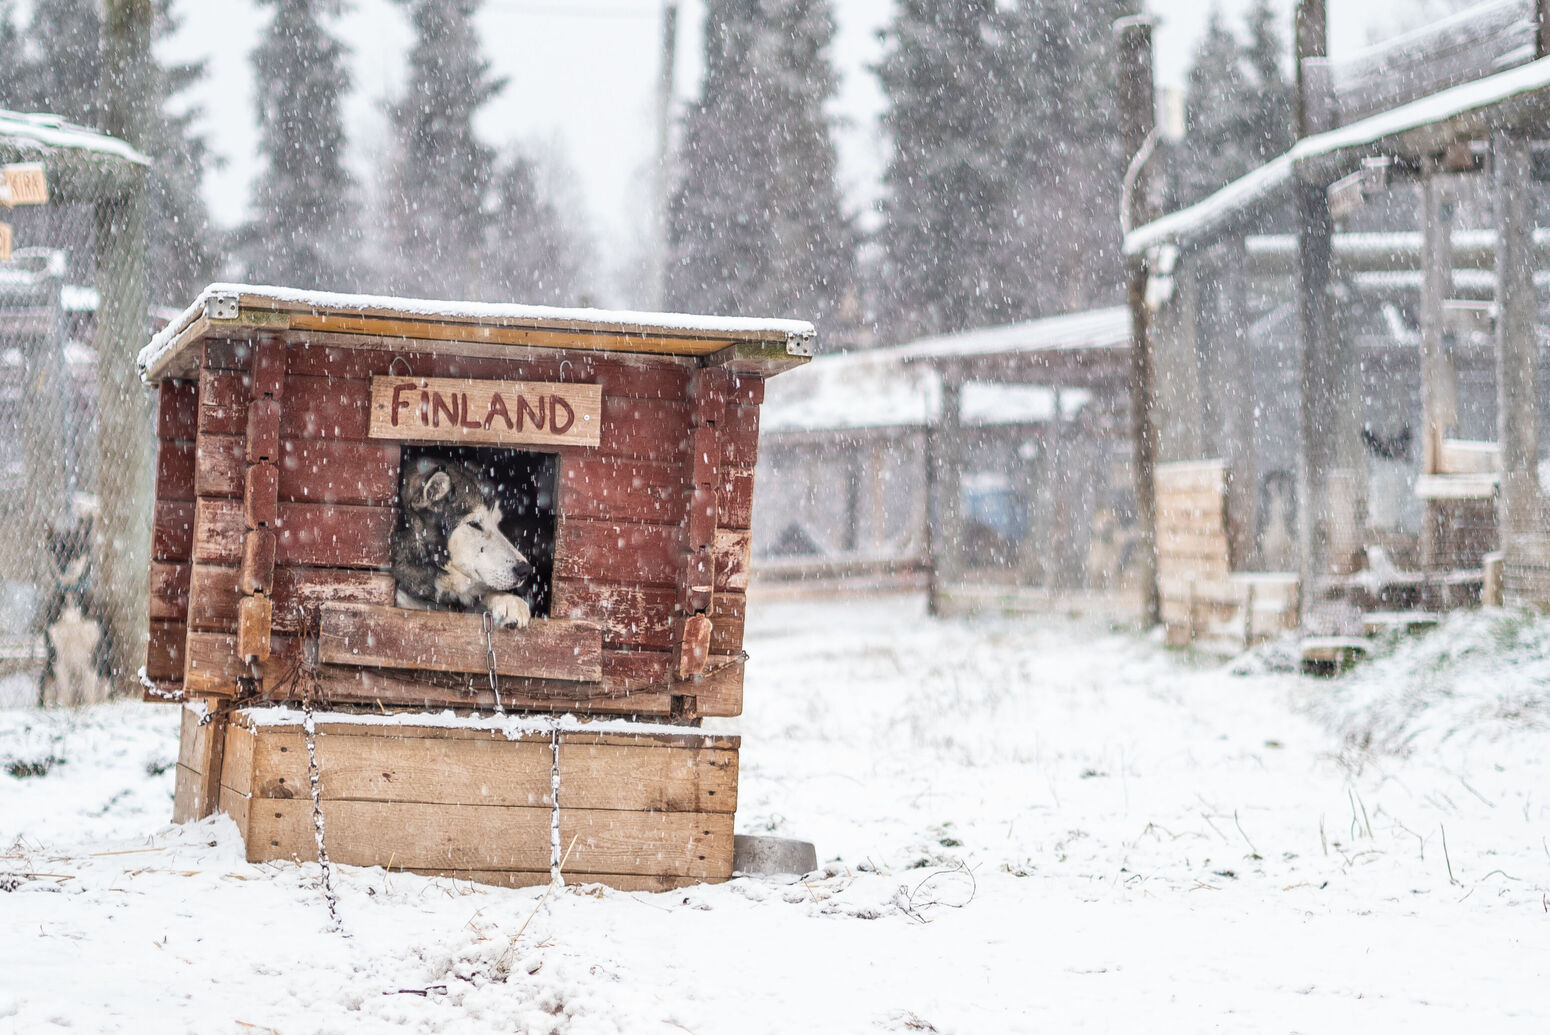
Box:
[175,705,738,889]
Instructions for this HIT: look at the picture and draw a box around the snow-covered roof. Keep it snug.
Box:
[1126,54,1550,255]
[891,306,1131,364]
[762,345,1091,434]
[138,283,816,382]
[0,110,149,166]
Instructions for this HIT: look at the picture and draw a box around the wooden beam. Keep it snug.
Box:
[1495,129,1541,598]
[1117,13,1161,626]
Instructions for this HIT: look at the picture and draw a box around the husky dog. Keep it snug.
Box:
[391,457,533,628]
[38,519,114,707]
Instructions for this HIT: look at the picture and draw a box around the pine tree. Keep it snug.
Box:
[18,0,100,124]
[1175,3,1294,209]
[0,3,27,108]
[482,145,593,306]
[240,0,358,289]
[875,0,1020,341]
[143,0,220,304]
[666,0,856,336]
[875,0,1137,341]
[381,0,504,298]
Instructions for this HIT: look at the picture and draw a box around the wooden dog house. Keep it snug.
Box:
[139,284,812,889]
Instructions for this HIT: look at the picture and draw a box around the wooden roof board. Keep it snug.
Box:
[138,283,815,382]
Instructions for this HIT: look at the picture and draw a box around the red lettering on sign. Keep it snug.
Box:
[391,382,415,427]
[459,393,482,429]
[517,395,545,431]
[431,392,458,428]
[550,395,575,434]
[484,392,513,430]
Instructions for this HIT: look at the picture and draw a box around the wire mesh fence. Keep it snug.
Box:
[0,119,150,705]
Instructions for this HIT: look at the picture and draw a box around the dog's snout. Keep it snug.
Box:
[511,559,533,582]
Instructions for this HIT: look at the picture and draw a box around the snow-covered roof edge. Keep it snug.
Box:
[1125,54,1550,255]
[138,283,817,382]
[0,110,150,166]
[890,306,1131,363]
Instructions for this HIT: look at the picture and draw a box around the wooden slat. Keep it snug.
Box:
[276,502,395,568]
[244,732,737,813]
[1155,459,1227,494]
[152,500,195,562]
[250,337,287,400]
[721,403,760,466]
[281,375,372,438]
[550,581,677,650]
[317,602,604,683]
[193,497,244,564]
[145,619,187,685]
[193,434,245,498]
[596,397,690,462]
[192,564,397,633]
[284,344,692,401]
[709,591,745,654]
[183,631,242,696]
[197,369,249,435]
[713,527,753,592]
[155,440,196,501]
[148,562,191,620]
[203,338,254,372]
[246,397,281,463]
[241,530,276,594]
[244,799,733,878]
[222,722,256,798]
[675,613,713,679]
[238,595,272,661]
[715,466,755,530]
[558,457,687,524]
[245,463,278,528]
[687,654,745,718]
[555,520,682,587]
[157,379,199,441]
[278,439,398,504]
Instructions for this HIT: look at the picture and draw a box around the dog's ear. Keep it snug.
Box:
[415,469,453,510]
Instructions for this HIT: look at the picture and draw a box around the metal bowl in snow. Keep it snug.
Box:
[733,834,818,878]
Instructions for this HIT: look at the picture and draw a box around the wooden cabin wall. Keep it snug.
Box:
[155,334,759,720]
[144,378,198,694]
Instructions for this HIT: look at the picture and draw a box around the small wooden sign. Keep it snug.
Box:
[0,163,48,208]
[369,376,602,448]
[0,223,10,261]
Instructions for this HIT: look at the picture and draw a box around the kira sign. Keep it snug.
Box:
[368,376,602,448]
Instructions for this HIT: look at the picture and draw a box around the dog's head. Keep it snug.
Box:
[45,519,93,585]
[401,458,532,594]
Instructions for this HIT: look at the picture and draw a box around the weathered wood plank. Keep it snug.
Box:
[183,631,242,696]
[317,602,604,683]
[148,562,191,620]
[244,733,737,813]
[275,502,395,569]
[682,654,745,718]
[555,520,682,587]
[245,397,282,464]
[237,594,272,661]
[250,337,287,400]
[155,440,196,501]
[152,500,196,562]
[145,619,187,686]
[675,613,713,679]
[284,343,692,401]
[281,375,372,439]
[157,379,199,441]
[558,457,687,524]
[367,376,602,449]
[193,563,396,633]
[245,799,734,878]
[198,368,250,435]
[715,466,755,530]
[713,527,753,592]
[278,439,399,505]
[550,581,677,650]
[709,591,745,654]
[721,403,760,466]
[193,434,245,498]
[193,497,245,565]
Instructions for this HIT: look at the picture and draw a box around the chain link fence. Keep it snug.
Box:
[0,115,150,705]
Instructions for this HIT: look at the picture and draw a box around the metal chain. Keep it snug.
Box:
[482,610,503,713]
[302,692,345,934]
[549,722,563,888]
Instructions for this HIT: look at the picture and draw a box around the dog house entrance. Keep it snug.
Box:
[399,444,557,619]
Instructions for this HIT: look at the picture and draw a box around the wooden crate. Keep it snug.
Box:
[175,705,738,891]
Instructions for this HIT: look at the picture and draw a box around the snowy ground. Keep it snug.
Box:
[2,594,1548,1033]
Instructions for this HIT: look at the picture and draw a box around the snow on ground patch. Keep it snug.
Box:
[2,594,1548,1032]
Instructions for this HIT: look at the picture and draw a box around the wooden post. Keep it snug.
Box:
[928,373,965,616]
[94,0,154,690]
[1218,238,1258,567]
[1419,157,1458,569]
[1494,129,1540,598]
[1153,258,1204,463]
[1050,385,1070,587]
[1295,0,1335,609]
[1117,15,1161,626]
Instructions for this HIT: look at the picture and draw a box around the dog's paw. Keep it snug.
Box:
[486,593,531,630]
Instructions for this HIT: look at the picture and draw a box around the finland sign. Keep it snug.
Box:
[369,376,602,448]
